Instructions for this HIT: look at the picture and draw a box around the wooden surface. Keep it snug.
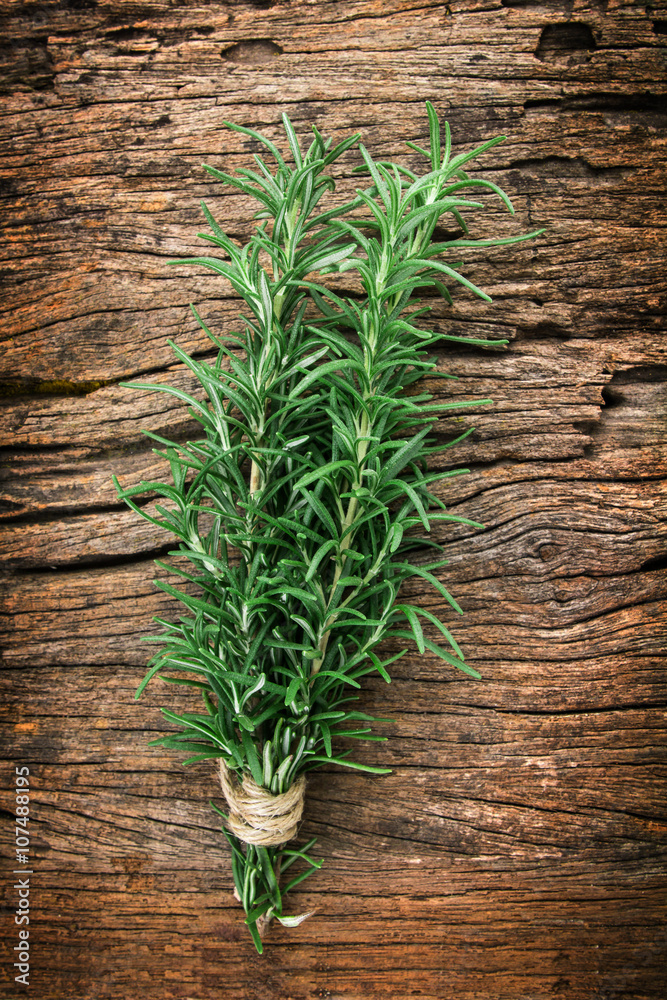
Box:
[1,1,666,998]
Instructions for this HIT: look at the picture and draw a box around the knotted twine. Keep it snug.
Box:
[218,759,306,848]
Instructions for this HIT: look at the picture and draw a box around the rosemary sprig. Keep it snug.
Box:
[114,105,542,951]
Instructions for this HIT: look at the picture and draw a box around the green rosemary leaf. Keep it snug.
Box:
[393,604,426,654]
[294,459,355,489]
[304,539,338,581]
[447,133,507,174]
[305,756,393,774]
[313,670,362,689]
[281,863,324,895]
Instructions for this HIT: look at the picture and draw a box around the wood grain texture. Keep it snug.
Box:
[1,1,666,998]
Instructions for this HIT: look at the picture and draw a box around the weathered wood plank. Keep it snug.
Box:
[2,337,666,521]
[2,477,666,573]
[1,0,666,387]
[14,879,666,1000]
[2,657,666,999]
[1,0,666,997]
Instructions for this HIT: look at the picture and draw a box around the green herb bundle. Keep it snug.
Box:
[114,105,541,951]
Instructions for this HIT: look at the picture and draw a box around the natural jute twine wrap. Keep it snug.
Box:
[218,760,306,847]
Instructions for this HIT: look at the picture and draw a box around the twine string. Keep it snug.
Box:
[218,760,306,847]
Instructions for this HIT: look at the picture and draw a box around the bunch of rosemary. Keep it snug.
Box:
[114,105,540,951]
